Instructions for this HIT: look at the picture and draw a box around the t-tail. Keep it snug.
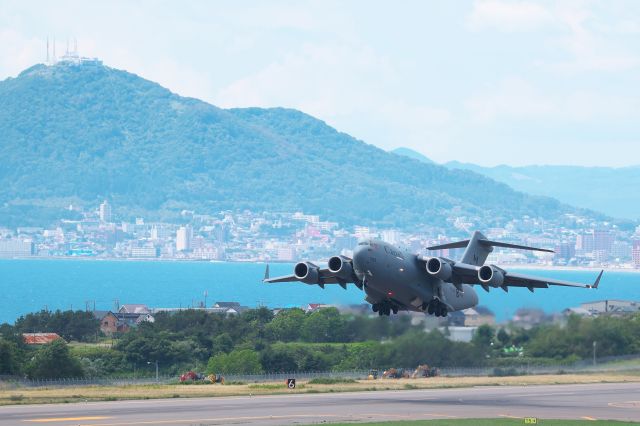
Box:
[427,230,555,266]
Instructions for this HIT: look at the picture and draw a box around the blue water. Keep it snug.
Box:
[1,259,639,323]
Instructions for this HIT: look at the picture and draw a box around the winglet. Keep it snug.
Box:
[590,269,604,289]
[264,264,270,282]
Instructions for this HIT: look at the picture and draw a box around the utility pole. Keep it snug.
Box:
[593,341,597,366]
[148,360,159,382]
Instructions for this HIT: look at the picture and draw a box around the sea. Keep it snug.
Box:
[1,259,639,324]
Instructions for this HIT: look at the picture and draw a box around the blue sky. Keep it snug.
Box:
[1,0,639,166]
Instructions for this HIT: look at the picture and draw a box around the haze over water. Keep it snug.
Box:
[1,259,639,324]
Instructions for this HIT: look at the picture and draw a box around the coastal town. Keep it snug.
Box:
[19,298,640,349]
[0,200,639,268]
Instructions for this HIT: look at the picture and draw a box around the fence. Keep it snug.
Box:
[2,353,639,389]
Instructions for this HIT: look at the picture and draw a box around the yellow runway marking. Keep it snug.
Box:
[424,413,459,418]
[80,414,340,426]
[581,416,598,421]
[24,416,111,423]
[76,411,458,426]
[608,400,640,408]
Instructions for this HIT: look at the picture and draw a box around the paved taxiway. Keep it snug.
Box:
[1,382,639,425]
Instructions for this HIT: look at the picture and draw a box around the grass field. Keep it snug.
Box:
[328,420,640,425]
[1,372,640,406]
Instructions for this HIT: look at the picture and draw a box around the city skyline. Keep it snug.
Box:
[1,198,638,269]
[1,1,639,167]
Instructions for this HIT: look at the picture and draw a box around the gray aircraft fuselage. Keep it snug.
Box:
[352,239,478,313]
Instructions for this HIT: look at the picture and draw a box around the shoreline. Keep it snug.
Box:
[1,256,638,273]
[507,264,640,274]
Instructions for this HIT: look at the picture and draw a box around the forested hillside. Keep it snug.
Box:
[0,62,599,228]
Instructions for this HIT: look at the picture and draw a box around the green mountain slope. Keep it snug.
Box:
[390,147,433,164]
[446,162,640,221]
[0,62,604,228]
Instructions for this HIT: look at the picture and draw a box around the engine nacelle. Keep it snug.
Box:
[425,257,453,281]
[328,255,354,281]
[478,265,504,287]
[294,262,319,284]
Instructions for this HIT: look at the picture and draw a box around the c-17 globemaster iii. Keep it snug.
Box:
[264,231,603,317]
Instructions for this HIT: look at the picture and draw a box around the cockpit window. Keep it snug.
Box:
[358,241,369,246]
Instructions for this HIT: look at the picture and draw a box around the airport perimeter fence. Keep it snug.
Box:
[2,353,639,389]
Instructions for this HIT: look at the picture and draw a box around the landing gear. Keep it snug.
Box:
[424,299,448,317]
[371,301,397,316]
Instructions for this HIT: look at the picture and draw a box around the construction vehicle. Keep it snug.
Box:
[180,371,225,384]
[207,373,225,384]
[180,371,206,382]
[411,364,439,378]
[382,368,410,379]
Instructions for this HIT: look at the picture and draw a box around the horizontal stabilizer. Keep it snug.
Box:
[427,238,554,253]
[427,240,470,250]
[485,240,554,253]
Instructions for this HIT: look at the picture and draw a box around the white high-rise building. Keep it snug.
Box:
[99,200,112,222]
[176,226,193,251]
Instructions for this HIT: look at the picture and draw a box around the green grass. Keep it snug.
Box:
[248,383,286,390]
[328,420,640,426]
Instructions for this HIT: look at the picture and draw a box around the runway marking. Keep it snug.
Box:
[79,413,341,426]
[24,416,111,423]
[499,414,522,419]
[77,411,459,426]
[423,413,459,418]
[608,400,640,408]
[581,416,598,421]
[515,391,579,397]
[365,413,414,419]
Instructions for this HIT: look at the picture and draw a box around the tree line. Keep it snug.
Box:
[1,308,639,379]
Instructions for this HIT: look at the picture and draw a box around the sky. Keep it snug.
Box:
[1,0,639,167]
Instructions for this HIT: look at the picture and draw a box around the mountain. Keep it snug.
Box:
[446,162,640,221]
[390,147,433,164]
[0,62,609,229]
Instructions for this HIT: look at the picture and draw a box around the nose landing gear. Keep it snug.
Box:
[422,299,448,317]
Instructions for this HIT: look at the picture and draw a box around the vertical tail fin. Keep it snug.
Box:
[460,231,492,266]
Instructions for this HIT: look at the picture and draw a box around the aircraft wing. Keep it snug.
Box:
[497,269,603,290]
[455,264,603,292]
[262,264,358,289]
[264,269,343,284]
[419,256,603,292]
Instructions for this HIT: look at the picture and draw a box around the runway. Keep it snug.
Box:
[1,382,639,425]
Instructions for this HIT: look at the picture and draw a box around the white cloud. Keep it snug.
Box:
[0,29,45,78]
[465,78,553,123]
[541,3,640,73]
[465,76,639,124]
[467,1,640,73]
[215,42,451,150]
[467,0,554,32]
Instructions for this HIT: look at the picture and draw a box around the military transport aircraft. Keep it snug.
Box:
[264,231,603,317]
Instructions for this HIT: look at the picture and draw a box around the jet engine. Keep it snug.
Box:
[294,262,319,284]
[425,257,453,281]
[478,265,504,287]
[328,255,354,281]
